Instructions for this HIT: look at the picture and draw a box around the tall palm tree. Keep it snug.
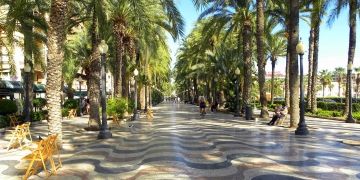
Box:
[47,0,68,146]
[306,27,314,110]
[195,1,256,111]
[266,31,286,104]
[256,0,268,118]
[288,0,300,127]
[328,0,358,116]
[2,0,48,119]
[334,67,345,102]
[309,0,331,113]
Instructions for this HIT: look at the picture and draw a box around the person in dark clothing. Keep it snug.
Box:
[211,101,218,112]
[267,106,288,125]
[199,96,206,115]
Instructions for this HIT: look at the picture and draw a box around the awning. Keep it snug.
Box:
[74,91,87,97]
[0,80,23,93]
[33,84,46,93]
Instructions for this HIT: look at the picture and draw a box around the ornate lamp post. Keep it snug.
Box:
[24,63,31,122]
[78,76,83,116]
[97,40,112,139]
[346,63,355,123]
[295,40,309,135]
[234,68,241,117]
[133,68,139,121]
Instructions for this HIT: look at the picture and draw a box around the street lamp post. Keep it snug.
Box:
[192,86,195,104]
[346,63,355,123]
[97,40,112,139]
[78,76,83,117]
[132,68,139,121]
[295,40,309,135]
[234,67,241,117]
[24,63,31,122]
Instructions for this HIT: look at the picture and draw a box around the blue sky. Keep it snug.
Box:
[168,1,360,74]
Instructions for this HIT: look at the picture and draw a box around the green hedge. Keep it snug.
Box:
[314,110,342,118]
[0,99,17,115]
[63,99,78,109]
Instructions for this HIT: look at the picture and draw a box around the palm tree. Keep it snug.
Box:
[2,0,48,119]
[256,0,268,118]
[309,0,331,113]
[288,0,300,127]
[334,67,346,102]
[266,31,286,104]
[195,1,256,112]
[328,0,358,116]
[319,70,332,100]
[109,0,184,99]
[47,0,68,146]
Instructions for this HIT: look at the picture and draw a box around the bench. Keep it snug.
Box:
[7,122,32,150]
[276,114,288,126]
[67,109,77,119]
[22,134,62,180]
[9,114,20,127]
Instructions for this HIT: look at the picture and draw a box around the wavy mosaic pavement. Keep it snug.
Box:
[1,103,360,179]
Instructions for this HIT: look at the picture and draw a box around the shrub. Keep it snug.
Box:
[152,90,164,106]
[107,98,128,118]
[63,99,78,109]
[30,110,48,121]
[352,112,360,120]
[127,99,135,113]
[317,102,344,111]
[62,108,69,117]
[0,99,18,115]
[0,115,9,128]
[314,110,342,118]
[33,98,47,110]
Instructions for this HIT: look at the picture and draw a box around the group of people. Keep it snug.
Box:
[198,96,218,115]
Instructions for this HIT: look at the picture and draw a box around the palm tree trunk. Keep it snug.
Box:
[121,58,128,99]
[46,0,68,147]
[344,0,357,116]
[113,18,125,97]
[289,0,300,128]
[307,27,314,110]
[271,58,276,104]
[22,23,34,118]
[88,7,101,129]
[285,35,290,108]
[193,78,198,104]
[311,18,320,113]
[256,0,268,118]
[323,86,325,99]
[242,20,253,109]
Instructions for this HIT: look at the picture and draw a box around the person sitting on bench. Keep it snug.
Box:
[267,105,288,125]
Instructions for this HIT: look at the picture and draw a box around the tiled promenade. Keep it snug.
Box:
[0,103,360,179]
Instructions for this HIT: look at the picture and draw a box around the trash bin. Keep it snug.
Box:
[245,106,252,120]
